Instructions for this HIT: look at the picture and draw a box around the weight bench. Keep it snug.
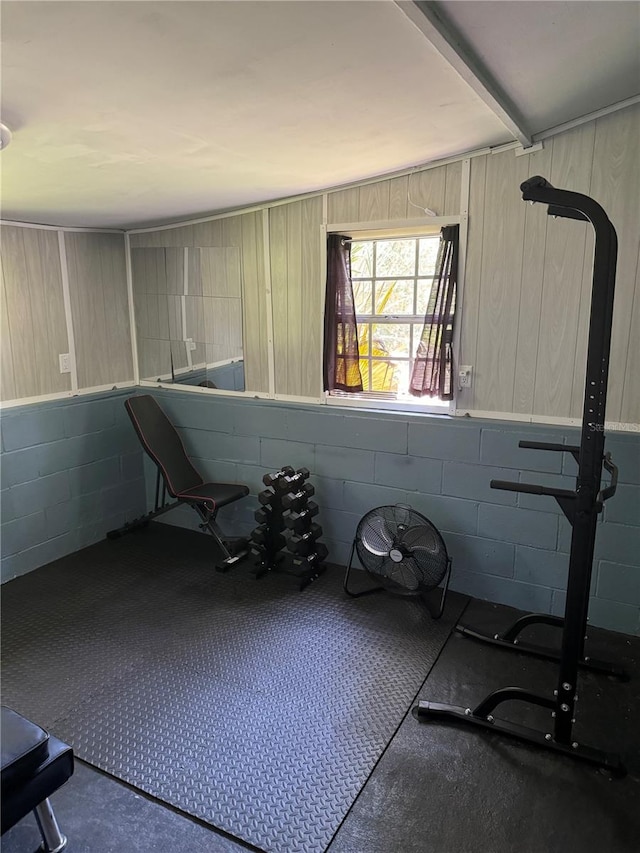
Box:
[108,394,250,570]
[1,707,74,852]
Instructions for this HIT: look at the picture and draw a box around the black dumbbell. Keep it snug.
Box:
[258,489,286,507]
[282,483,315,511]
[262,467,295,487]
[251,526,287,550]
[254,506,286,527]
[293,542,328,567]
[274,467,311,493]
[284,502,319,533]
[288,524,323,555]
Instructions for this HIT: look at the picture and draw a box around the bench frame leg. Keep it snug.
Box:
[34,798,67,853]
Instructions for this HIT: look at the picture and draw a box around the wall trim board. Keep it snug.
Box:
[458,409,640,432]
[262,209,276,397]
[326,215,461,234]
[533,94,640,143]
[0,382,137,410]
[0,220,124,234]
[123,233,140,385]
[138,379,272,400]
[57,232,78,392]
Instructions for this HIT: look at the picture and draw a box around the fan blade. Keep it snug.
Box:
[398,524,439,553]
[388,557,421,591]
[360,515,395,557]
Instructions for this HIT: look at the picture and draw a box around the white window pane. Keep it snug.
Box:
[375,280,414,315]
[371,323,411,358]
[353,280,372,315]
[416,278,435,316]
[351,241,373,277]
[376,240,416,277]
[419,237,439,276]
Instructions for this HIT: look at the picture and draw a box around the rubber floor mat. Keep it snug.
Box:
[1,524,466,853]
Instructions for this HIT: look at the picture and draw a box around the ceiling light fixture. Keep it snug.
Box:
[0,123,13,150]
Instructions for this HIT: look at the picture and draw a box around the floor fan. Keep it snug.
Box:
[344,504,452,618]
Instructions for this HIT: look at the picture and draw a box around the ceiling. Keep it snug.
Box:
[1,1,638,229]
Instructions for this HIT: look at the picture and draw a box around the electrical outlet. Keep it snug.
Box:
[185,338,197,351]
[59,353,71,374]
[458,365,473,389]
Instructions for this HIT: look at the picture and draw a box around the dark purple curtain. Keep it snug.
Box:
[323,234,363,392]
[409,225,459,399]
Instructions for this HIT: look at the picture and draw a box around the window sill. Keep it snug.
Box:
[325,392,453,416]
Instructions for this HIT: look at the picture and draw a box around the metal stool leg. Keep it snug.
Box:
[34,798,67,853]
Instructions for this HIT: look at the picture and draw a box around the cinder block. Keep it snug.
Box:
[235,404,287,440]
[324,538,353,567]
[557,519,572,554]
[312,476,345,511]
[405,493,478,537]
[587,597,640,636]
[442,462,516,506]
[514,546,568,589]
[408,421,480,462]
[343,482,409,518]
[1,490,16,524]
[76,511,125,551]
[185,429,260,465]
[596,560,640,607]
[63,398,116,437]
[320,509,361,544]
[551,589,566,617]
[236,464,267,495]
[153,393,236,435]
[0,532,77,583]
[1,407,66,451]
[605,435,640,485]
[69,459,120,497]
[261,438,316,472]
[44,497,94,539]
[120,451,144,483]
[37,436,107,477]
[595,522,640,566]
[480,429,565,473]
[603,484,640,526]
[192,458,238,484]
[288,410,408,455]
[9,471,71,516]
[450,569,553,613]
[445,532,515,578]
[478,504,558,550]
[314,445,372,483]
[0,448,41,488]
[1,511,47,557]
[375,452,442,494]
[102,481,146,519]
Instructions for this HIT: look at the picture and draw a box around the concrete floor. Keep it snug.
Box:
[3,598,639,853]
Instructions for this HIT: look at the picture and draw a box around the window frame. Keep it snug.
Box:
[324,217,462,416]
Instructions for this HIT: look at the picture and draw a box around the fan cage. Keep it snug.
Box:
[355,504,449,594]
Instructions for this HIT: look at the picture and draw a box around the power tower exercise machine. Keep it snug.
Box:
[416,176,626,776]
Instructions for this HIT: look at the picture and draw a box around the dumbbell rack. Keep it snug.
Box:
[250,467,327,590]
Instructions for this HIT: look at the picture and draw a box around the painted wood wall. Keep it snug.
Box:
[1,227,133,401]
[458,104,640,425]
[64,233,133,389]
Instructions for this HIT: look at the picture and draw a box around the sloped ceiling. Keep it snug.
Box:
[0,1,638,228]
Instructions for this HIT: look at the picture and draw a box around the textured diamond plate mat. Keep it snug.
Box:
[1,524,465,853]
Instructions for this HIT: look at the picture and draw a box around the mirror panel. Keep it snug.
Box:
[131,247,245,391]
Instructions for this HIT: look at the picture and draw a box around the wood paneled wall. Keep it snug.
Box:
[65,233,133,389]
[1,227,133,402]
[1,226,71,399]
[269,197,324,397]
[458,105,640,424]
[129,212,269,393]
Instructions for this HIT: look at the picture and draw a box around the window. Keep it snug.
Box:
[326,230,456,410]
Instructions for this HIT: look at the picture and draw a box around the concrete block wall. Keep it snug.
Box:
[1,390,147,582]
[148,389,640,635]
